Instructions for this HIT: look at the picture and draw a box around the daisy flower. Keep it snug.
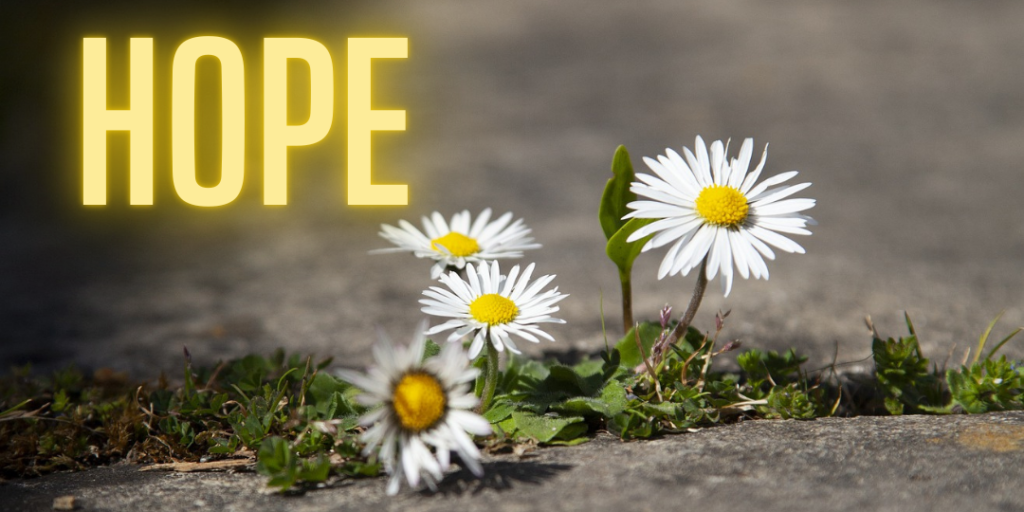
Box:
[336,322,493,495]
[372,208,542,279]
[421,261,568,359]
[625,136,815,296]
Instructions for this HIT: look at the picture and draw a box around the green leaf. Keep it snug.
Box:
[306,373,354,419]
[613,322,664,368]
[763,385,818,420]
[483,400,516,423]
[256,436,296,489]
[550,397,612,417]
[540,364,605,397]
[947,357,1024,414]
[423,339,442,361]
[510,411,586,443]
[495,416,517,436]
[738,348,808,388]
[549,382,628,418]
[605,218,655,276]
[883,396,904,416]
[297,455,331,483]
[599,145,637,241]
[973,311,1004,366]
[51,390,69,413]
[544,435,591,446]
[598,381,629,415]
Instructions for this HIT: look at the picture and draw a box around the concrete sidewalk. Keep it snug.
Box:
[2,0,1022,377]
[4,412,1024,512]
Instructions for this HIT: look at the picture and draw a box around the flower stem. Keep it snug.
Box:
[667,256,709,346]
[477,342,500,413]
[620,271,633,335]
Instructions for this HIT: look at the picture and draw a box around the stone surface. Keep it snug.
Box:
[4,412,1024,512]
[1,0,1023,377]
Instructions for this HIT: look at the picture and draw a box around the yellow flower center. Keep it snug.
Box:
[392,372,446,432]
[695,185,749,228]
[469,293,519,326]
[431,232,481,257]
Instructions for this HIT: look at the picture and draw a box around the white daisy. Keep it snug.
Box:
[336,321,493,495]
[625,135,816,296]
[372,208,542,279]
[421,261,568,359]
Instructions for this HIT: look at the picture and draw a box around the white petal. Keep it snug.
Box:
[676,225,715,276]
[748,225,806,254]
[335,369,389,397]
[740,228,775,260]
[751,198,816,217]
[468,208,493,237]
[694,136,712,187]
[450,210,471,234]
[709,139,725,184]
[468,330,487,359]
[658,235,689,279]
[728,230,750,280]
[430,211,450,236]
[750,181,812,206]
[449,409,493,436]
[739,143,769,194]
[729,138,753,189]
[665,148,703,193]
[745,170,798,199]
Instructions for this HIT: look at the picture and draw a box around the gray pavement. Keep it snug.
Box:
[4,0,1024,377]
[4,412,1024,512]
[2,0,1024,510]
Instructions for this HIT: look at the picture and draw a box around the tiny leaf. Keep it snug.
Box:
[599,145,637,241]
[510,410,586,443]
[606,218,655,275]
[613,322,663,368]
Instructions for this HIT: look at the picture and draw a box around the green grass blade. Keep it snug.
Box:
[973,311,1005,366]
[985,327,1022,362]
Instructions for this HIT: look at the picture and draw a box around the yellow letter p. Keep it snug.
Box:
[263,38,334,205]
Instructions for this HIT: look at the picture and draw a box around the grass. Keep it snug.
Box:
[1,313,1020,493]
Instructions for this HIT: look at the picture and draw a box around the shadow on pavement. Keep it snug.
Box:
[425,460,573,496]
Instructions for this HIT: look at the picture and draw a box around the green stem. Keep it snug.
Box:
[667,256,709,346]
[620,270,633,335]
[477,342,500,413]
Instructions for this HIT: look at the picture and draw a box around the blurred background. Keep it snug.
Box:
[1,0,1023,377]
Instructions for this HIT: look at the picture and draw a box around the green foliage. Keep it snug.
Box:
[485,318,824,444]
[257,437,331,491]
[871,313,1024,415]
[762,384,822,420]
[599,145,655,333]
[306,373,358,420]
[613,322,664,368]
[737,348,808,392]
[947,356,1024,413]
[872,333,944,414]
[3,312,1019,493]
[487,356,622,445]
[0,350,376,492]
[423,339,442,361]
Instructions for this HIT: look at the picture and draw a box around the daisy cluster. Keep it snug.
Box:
[341,208,567,494]
[339,134,814,496]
